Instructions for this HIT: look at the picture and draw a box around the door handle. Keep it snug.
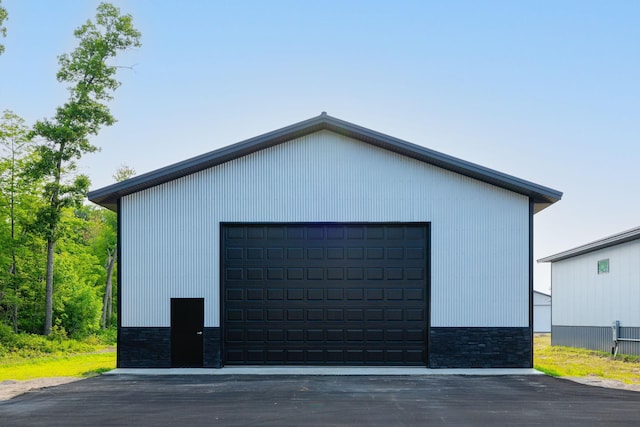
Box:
[196,331,203,335]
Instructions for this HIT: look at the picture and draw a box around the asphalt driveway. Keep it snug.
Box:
[0,374,638,426]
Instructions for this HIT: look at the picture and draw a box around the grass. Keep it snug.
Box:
[2,332,639,384]
[0,351,116,381]
[0,325,117,381]
[534,334,640,385]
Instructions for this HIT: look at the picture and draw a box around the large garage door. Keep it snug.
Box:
[221,223,429,365]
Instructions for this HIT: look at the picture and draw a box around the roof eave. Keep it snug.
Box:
[538,227,640,263]
[88,113,562,212]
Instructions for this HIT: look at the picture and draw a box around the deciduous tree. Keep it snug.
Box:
[0,110,33,331]
[31,3,140,335]
[100,165,135,329]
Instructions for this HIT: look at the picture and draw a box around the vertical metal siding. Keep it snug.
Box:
[534,306,551,332]
[552,325,640,356]
[552,240,640,327]
[533,292,552,332]
[551,326,612,352]
[121,130,529,328]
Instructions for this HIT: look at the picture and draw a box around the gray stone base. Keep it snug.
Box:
[119,327,222,368]
[429,327,532,368]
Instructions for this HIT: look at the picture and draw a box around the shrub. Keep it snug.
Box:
[0,323,100,359]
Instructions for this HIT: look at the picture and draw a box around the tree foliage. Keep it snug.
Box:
[0,110,40,332]
[31,3,140,335]
[0,3,141,338]
[0,0,7,55]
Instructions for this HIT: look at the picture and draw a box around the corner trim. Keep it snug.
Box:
[116,199,122,368]
[529,198,534,367]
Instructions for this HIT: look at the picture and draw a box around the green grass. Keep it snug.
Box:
[0,351,116,381]
[0,325,117,381]
[534,334,640,385]
[2,331,639,384]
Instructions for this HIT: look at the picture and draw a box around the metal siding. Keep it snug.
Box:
[551,325,612,352]
[121,131,529,328]
[552,240,640,327]
[551,325,640,355]
[533,291,551,333]
[534,306,551,332]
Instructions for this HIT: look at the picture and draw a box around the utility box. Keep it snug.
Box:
[612,320,620,342]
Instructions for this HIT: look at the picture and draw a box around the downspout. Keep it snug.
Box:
[529,199,534,368]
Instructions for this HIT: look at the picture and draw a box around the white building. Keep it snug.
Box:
[88,113,561,368]
[539,227,640,355]
[533,291,551,333]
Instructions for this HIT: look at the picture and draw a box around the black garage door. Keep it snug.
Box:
[221,223,429,365]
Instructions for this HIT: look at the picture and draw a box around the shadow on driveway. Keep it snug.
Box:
[0,374,638,426]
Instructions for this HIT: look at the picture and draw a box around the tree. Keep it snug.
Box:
[112,164,136,183]
[31,3,141,335]
[53,207,104,337]
[0,0,7,55]
[0,110,33,331]
[100,165,135,329]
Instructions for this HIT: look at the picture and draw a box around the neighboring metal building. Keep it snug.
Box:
[88,113,562,369]
[533,291,551,333]
[538,227,640,355]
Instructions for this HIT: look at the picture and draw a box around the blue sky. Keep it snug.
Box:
[1,1,639,292]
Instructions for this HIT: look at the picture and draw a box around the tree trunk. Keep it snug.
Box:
[44,150,62,336]
[10,135,18,332]
[101,247,117,329]
[44,238,55,335]
[11,260,17,333]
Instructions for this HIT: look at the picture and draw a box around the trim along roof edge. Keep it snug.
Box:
[88,112,563,212]
[538,226,640,263]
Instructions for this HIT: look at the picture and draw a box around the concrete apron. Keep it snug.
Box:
[107,367,543,376]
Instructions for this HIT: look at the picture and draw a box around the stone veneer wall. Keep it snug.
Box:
[429,327,532,368]
[118,327,221,368]
[118,326,532,368]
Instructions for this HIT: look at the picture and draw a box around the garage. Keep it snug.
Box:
[87,112,562,369]
[222,223,429,365]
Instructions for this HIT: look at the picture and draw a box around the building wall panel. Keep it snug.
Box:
[121,130,529,328]
[552,325,640,356]
[552,240,640,327]
[533,292,551,332]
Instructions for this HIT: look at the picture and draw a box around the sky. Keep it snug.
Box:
[1,1,639,293]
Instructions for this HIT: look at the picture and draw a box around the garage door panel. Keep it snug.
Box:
[222,223,428,366]
[221,348,429,365]
[226,307,426,322]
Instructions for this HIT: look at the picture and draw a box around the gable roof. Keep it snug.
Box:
[538,226,640,263]
[88,112,562,212]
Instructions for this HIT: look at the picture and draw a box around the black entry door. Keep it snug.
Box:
[171,298,204,367]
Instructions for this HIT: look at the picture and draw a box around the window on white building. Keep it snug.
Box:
[597,258,609,274]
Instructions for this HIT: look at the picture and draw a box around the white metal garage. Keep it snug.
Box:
[88,113,562,368]
[539,227,640,355]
